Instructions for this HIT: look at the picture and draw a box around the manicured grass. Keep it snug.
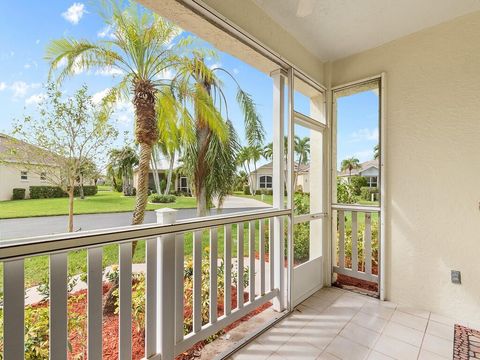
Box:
[0,190,197,219]
[233,191,273,205]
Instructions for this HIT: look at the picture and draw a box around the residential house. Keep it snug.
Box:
[0,133,58,201]
[133,166,191,194]
[338,159,379,187]
[249,161,310,192]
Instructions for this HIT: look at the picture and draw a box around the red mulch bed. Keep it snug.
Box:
[29,283,271,360]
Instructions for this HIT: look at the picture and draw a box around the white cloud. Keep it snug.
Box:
[24,61,38,70]
[156,69,174,81]
[348,128,378,143]
[97,25,115,39]
[95,66,124,76]
[0,82,6,91]
[233,68,240,75]
[10,81,40,98]
[348,149,374,163]
[36,39,40,45]
[92,88,111,105]
[25,93,46,106]
[62,3,86,25]
[209,62,222,70]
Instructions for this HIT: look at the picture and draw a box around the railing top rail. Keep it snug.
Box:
[0,208,290,261]
[331,203,381,213]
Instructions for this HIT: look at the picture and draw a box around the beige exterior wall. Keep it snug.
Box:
[331,11,480,321]
[0,163,50,201]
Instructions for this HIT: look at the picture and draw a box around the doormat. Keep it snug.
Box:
[454,324,480,359]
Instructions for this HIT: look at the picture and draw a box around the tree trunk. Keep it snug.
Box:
[164,152,175,195]
[67,186,74,232]
[195,125,210,217]
[79,174,85,200]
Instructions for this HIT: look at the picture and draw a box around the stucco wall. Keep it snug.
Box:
[331,11,480,321]
[0,164,48,201]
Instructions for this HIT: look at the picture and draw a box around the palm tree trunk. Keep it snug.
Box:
[195,125,210,217]
[164,152,175,195]
[132,143,153,225]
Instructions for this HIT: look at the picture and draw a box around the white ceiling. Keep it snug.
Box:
[253,0,480,61]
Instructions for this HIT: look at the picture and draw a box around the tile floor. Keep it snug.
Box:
[229,287,474,360]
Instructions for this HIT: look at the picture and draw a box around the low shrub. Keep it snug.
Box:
[150,194,176,203]
[29,185,98,199]
[360,186,379,201]
[29,186,65,199]
[114,183,123,192]
[260,189,273,196]
[336,181,356,204]
[255,189,262,195]
[12,188,26,200]
[350,176,368,196]
[243,185,251,195]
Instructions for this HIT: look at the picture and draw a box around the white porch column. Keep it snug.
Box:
[271,69,286,311]
[156,208,177,360]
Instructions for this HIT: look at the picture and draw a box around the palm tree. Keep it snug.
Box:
[108,146,139,195]
[374,144,380,160]
[175,53,264,216]
[293,136,310,190]
[46,0,184,226]
[238,146,254,194]
[249,145,263,193]
[341,157,361,181]
[263,142,273,160]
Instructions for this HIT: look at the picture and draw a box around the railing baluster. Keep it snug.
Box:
[352,211,358,272]
[88,247,103,360]
[338,210,345,269]
[249,221,256,302]
[175,233,185,343]
[237,223,244,308]
[364,213,372,275]
[193,230,202,333]
[145,237,157,358]
[209,228,218,323]
[224,224,232,316]
[3,259,24,359]
[269,218,274,291]
[119,243,132,360]
[50,252,68,360]
[259,219,265,296]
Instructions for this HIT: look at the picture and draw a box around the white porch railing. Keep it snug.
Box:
[0,208,289,360]
[332,204,380,284]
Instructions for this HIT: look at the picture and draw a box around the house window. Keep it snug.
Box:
[367,176,378,187]
[40,172,47,181]
[179,176,188,190]
[20,171,28,181]
[259,175,272,189]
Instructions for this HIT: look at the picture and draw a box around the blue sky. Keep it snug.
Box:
[0,1,378,170]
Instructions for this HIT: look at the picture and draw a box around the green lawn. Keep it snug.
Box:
[233,191,273,205]
[0,190,197,219]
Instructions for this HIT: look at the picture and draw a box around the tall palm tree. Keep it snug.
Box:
[108,146,139,195]
[293,136,310,190]
[373,144,380,160]
[238,146,254,194]
[176,53,264,216]
[341,157,361,181]
[249,145,263,192]
[46,0,184,226]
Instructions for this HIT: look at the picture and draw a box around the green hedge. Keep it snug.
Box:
[243,185,251,195]
[12,188,26,200]
[150,194,176,203]
[360,186,379,201]
[29,185,98,199]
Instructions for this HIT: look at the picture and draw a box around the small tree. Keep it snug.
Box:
[11,84,118,232]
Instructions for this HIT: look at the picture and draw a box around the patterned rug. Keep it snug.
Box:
[454,324,480,359]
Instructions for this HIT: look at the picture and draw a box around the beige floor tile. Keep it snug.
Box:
[275,336,324,360]
[396,305,430,319]
[232,341,275,360]
[324,335,370,360]
[367,351,395,360]
[429,313,457,327]
[316,352,342,360]
[256,326,294,352]
[426,320,454,341]
[351,311,388,333]
[339,322,380,348]
[417,348,449,359]
[383,321,424,347]
[303,295,335,312]
[390,310,428,332]
[289,324,339,351]
[373,334,420,360]
[267,353,287,360]
[360,302,396,320]
[421,334,453,358]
